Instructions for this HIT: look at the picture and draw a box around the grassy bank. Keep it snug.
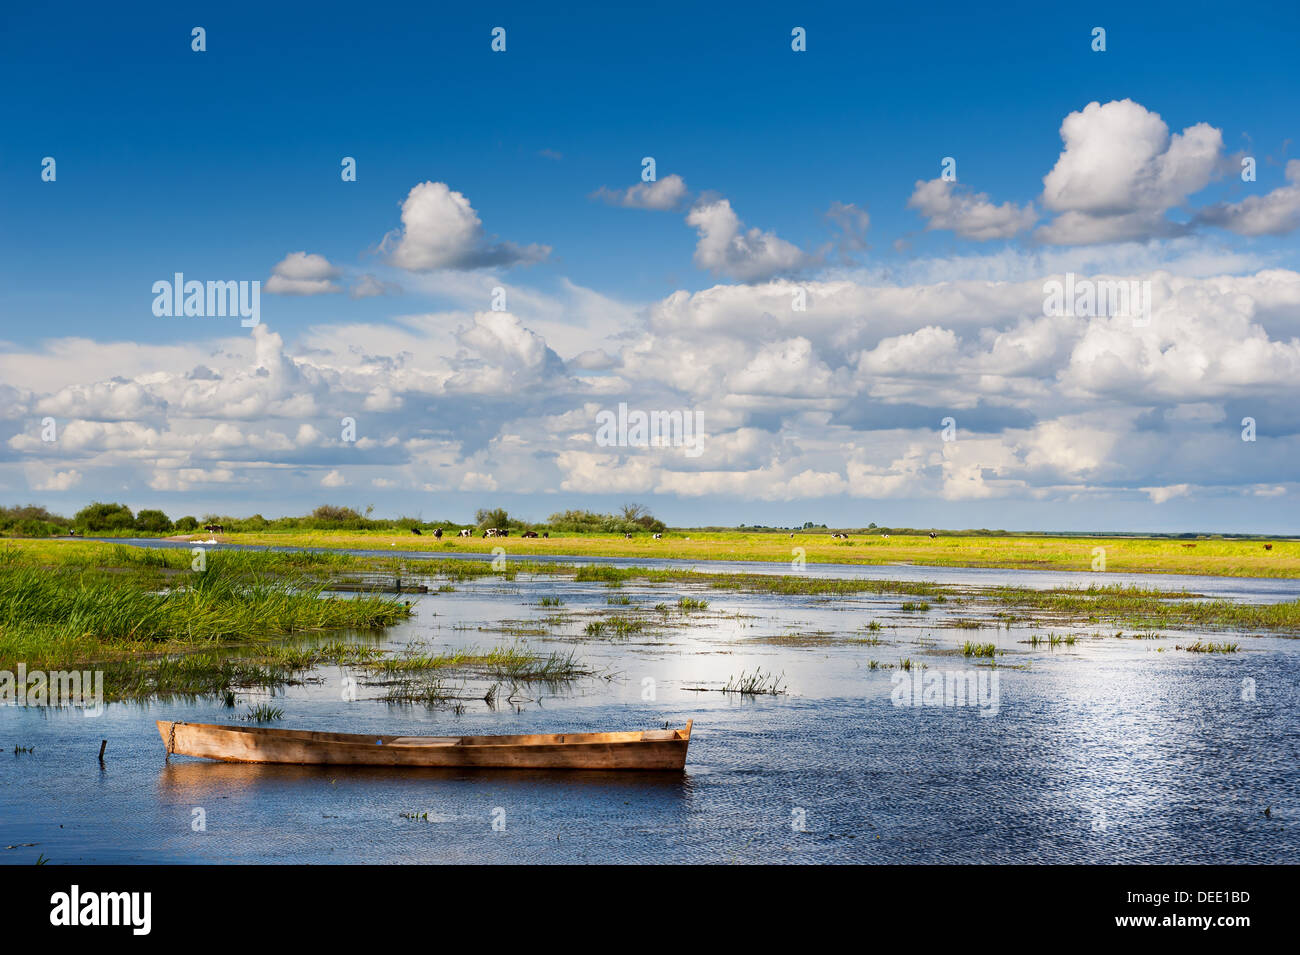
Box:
[179,528,1300,578]
[0,542,604,706]
[0,541,412,686]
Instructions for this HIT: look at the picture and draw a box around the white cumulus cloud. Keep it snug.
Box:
[383,181,550,272]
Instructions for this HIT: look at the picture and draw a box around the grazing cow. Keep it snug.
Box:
[433,528,443,540]
[204,523,225,534]
[458,529,472,538]
[542,532,549,538]
[625,533,633,539]
[1264,543,1273,551]
[653,533,662,540]
[522,531,539,538]
[411,527,422,535]
[929,532,936,539]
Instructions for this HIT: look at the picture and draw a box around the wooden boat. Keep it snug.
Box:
[157,719,692,770]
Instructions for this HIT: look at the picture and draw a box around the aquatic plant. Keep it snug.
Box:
[243,703,284,722]
[1180,641,1241,653]
[722,669,786,695]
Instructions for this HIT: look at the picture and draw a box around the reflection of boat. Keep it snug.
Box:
[157,720,692,770]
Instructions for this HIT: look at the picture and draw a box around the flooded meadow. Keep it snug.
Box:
[2,544,1297,864]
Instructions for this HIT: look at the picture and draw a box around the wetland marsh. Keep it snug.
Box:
[1,539,1296,863]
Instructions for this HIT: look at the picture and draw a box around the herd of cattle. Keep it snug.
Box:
[404,528,940,540]
[182,524,946,540]
[408,527,550,539]
[406,527,675,539]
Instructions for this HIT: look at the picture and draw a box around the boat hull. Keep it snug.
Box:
[157,720,691,770]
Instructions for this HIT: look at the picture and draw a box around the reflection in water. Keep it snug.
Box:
[156,759,695,800]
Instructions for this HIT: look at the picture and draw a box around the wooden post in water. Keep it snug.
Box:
[98,739,107,762]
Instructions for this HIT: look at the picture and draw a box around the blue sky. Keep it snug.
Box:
[3,1,1300,530]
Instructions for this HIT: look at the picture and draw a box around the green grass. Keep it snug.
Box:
[197,527,1300,579]
[0,563,405,646]
[1180,640,1241,653]
[583,616,644,638]
[982,583,1300,632]
[0,544,411,698]
[243,702,285,722]
[960,641,997,658]
[374,647,592,707]
[366,645,590,681]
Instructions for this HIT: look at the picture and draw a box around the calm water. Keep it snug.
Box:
[2,552,1298,864]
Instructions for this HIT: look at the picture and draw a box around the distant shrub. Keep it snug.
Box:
[475,508,510,530]
[0,505,69,537]
[74,501,135,532]
[545,508,666,534]
[134,509,173,534]
[311,505,363,524]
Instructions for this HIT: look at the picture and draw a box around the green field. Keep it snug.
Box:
[187,528,1300,579]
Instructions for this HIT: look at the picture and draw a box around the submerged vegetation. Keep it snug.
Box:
[244,703,285,722]
[1179,640,1241,653]
[583,616,645,638]
[722,669,786,696]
